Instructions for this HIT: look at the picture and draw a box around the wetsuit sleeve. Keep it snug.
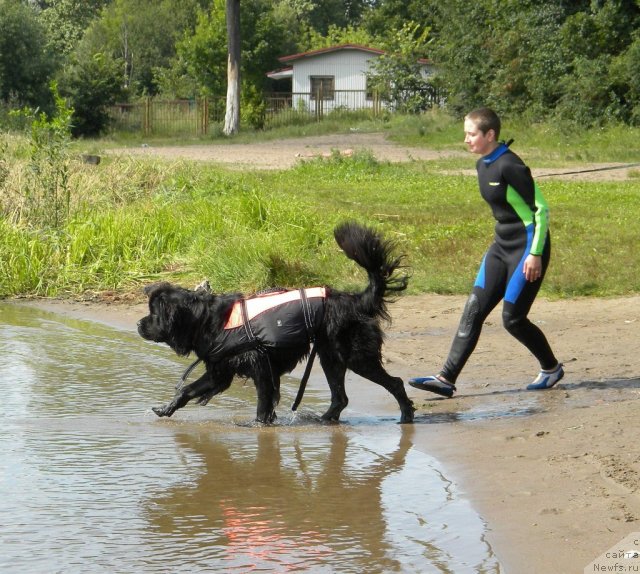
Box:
[530,183,549,255]
[503,160,550,256]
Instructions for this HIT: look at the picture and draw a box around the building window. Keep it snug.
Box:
[310,76,334,100]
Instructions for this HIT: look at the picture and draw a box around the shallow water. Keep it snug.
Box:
[0,303,501,573]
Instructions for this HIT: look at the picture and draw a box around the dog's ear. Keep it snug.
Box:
[143,281,172,298]
[167,292,204,357]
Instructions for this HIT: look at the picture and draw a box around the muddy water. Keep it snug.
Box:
[0,303,501,573]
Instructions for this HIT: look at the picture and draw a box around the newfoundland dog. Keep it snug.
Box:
[137,221,415,424]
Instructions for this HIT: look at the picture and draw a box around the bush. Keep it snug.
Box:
[59,52,125,137]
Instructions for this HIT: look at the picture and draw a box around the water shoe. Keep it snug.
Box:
[408,375,456,398]
[527,364,564,390]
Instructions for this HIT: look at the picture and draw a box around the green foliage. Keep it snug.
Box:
[6,0,640,129]
[80,0,203,96]
[0,0,55,108]
[426,0,640,125]
[555,55,622,126]
[38,0,108,57]
[367,22,436,113]
[305,24,379,51]
[59,52,125,137]
[167,0,299,99]
[361,0,433,39]
[609,35,640,125]
[303,0,371,35]
[171,2,228,98]
[11,83,74,229]
[2,119,640,298]
[241,85,267,130]
[423,0,492,117]
[486,2,568,117]
[0,205,185,296]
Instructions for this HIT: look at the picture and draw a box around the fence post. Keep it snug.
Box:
[315,86,323,121]
[144,97,151,136]
[202,97,209,135]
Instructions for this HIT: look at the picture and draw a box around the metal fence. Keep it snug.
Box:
[107,97,226,136]
[107,88,441,136]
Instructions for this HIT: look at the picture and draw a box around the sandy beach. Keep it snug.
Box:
[26,292,640,574]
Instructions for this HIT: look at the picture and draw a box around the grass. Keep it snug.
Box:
[1,111,640,299]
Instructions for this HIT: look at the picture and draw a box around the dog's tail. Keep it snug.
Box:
[334,221,408,321]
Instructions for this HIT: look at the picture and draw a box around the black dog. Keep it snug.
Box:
[137,221,415,424]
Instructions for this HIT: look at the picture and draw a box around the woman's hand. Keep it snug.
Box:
[523,254,543,282]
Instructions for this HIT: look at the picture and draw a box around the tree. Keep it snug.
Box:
[362,0,434,40]
[421,0,640,123]
[305,24,378,51]
[224,0,241,135]
[611,37,640,124]
[166,0,298,100]
[58,51,125,137]
[168,4,228,98]
[306,0,371,35]
[367,22,435,113]
[38,0,108,57]
[0,0,55,108]
[79,0,204,97]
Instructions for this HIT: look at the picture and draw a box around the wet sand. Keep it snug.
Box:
[23,293,640,574]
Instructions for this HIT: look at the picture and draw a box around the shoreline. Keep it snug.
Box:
[16,293,640,573]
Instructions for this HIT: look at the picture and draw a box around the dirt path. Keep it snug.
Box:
[108,132,462,169]
[109,131,638,180]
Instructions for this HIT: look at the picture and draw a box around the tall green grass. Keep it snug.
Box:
[1,116,640,299]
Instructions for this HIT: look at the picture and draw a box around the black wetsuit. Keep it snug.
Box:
[441,143,558,383]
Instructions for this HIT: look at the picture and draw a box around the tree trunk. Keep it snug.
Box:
[223,0,241,136]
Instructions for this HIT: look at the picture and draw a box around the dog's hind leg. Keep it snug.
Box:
[153,372,230,417]
[318,354,349,422]
[349,359,415,424]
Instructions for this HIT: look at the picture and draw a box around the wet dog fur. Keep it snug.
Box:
[137,221,415,424]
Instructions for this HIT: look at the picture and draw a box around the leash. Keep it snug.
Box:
[291,342,317,412]
[177,350,276,392]
[177,357,201,389]
[291,288,319,411]
[536,162,640,178]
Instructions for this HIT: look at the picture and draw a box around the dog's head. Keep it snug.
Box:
[137,282,208,356]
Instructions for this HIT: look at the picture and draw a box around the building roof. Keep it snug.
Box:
[266,66,293,80]
[278,44,386,64]
[276,43,430,66]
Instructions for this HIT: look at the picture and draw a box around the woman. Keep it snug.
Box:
[409,107,563,397]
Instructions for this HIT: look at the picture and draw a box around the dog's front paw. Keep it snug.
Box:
[152,405,173,418]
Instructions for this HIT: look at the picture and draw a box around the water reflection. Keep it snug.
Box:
[142,425,498,573]
[0,303,500,573]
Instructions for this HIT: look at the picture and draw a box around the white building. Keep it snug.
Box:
[267,44,433,114]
